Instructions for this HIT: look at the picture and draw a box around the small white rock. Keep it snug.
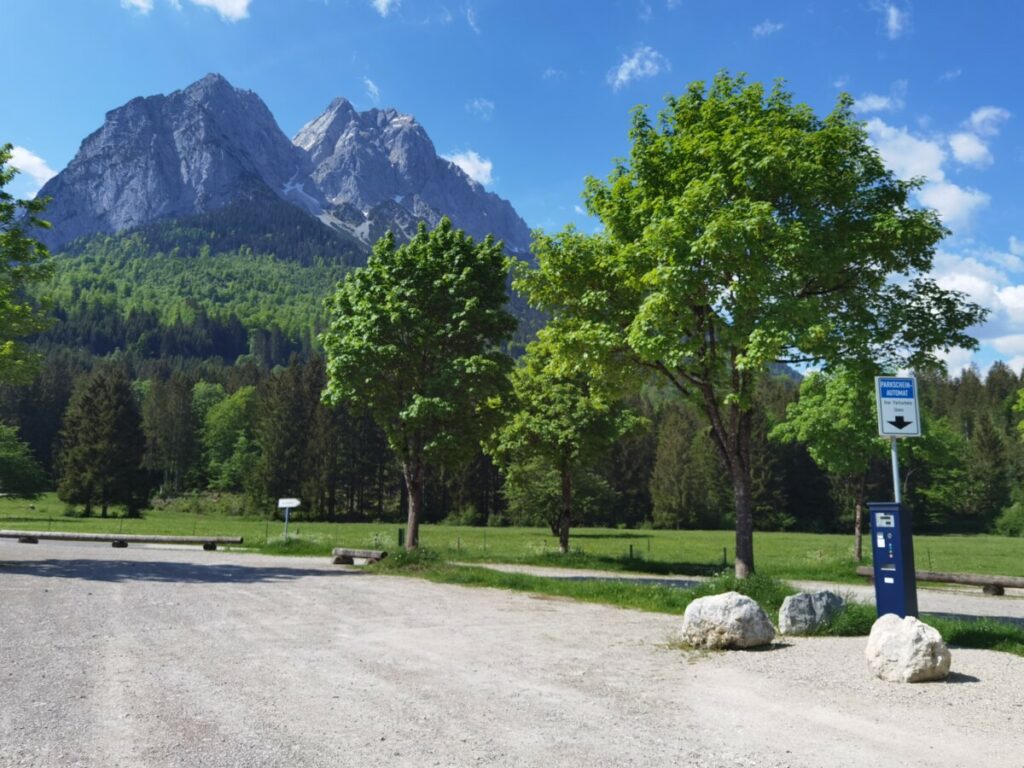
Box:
[865,614,951,683]
[681,591,775,649]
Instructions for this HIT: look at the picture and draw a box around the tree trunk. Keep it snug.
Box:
[853,474,867,562]
[731,465,754,578]
[558,466,572,554]
[402,452,424,551]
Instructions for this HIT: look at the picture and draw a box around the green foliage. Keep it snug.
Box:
[322,219,515,544]
[0,423,48,498]
[502,457,616,529]
[516,73,983,575]
[0,143,53,383]
[994,502,1024,537]
[202,386,258,491]
[56,367,150,516]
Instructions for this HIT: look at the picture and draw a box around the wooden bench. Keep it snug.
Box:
[332,547,387,565]
[0,530,243,551]
[855,565,1024,596]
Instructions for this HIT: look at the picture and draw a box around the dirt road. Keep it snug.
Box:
[2,541,1023,767]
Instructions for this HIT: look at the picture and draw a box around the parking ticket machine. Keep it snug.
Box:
[868,502,918,618]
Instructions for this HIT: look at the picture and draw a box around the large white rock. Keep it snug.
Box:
[681,591,775,649]
[865,614,952,683]
[778,591,845,635]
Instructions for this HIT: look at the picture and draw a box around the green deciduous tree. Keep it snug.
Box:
[0,424,48,498]
[322,219,515,549]
[490,332,641,551]
[518,73,985,576]
[770,368,886,559]
[0,143,53,384]
[57,367,149,516]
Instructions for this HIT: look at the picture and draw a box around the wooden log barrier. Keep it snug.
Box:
[332,547,387,565]
[855,565,1024,595]
[0,530,242,550]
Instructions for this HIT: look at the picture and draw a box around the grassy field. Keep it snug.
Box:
[2,493,1023,581]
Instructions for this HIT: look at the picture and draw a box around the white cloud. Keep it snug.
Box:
[9,146,56,192]
[371,0,398,17]
[364,78,380,104]
[1010,236,1024,257]
[939,68,962,82]
[542,68,565,81]
[443,150,493,186]
[991,335,1024,356]
[465,98,494,120]
[854,79,906,114]
[917,182,989,230]
[867,118,992,229]
[969,106,1010,136]
[939,347,975,376]
[574,205,586,215]
[949,132,992,167]
[752,20,783,38]
[466,6,479,33]
[855,94,899,114]
[865,118,945,180]
[119,0,250,21]
[121,0,154,12]
[189,0,249,21]
[607,45,670,92]
[878,2,907,38]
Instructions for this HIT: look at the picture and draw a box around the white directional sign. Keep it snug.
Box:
[875,376,922,438]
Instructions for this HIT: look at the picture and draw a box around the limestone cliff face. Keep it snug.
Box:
[38,74,531,255]
[294,97,531,253]
[37,74,323,250]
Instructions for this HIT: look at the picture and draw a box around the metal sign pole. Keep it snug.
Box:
[890,437,901,504]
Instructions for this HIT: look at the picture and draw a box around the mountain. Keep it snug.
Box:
[37,74,324,250]
[294,98,531,253]
[36,74,532,255]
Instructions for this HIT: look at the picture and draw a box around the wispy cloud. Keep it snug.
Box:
[371,0,398,17]
[119,0,250,21]
[542,68,565,81]
[466,5,480,33]
[607,45,669,92]
[465,98,494,120]
[9,146,57,193]
[874,2,908,38]
[364,77,380,105]
[443,150,493,186]
[190,0,250,22]
[752,19,783,38]
[969,106,1010,136]
[939,68,962,82]
[853,79,907,114]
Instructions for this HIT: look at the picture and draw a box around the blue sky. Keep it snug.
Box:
[2,0,1021,372]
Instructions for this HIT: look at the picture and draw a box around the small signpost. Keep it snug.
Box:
[871,376,922,618]
[277,497,301,541]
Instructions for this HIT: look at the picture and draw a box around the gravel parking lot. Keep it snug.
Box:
[2,540,1023,768]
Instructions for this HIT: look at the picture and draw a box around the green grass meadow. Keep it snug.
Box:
[2,492,1023,581]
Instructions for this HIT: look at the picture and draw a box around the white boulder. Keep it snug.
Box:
[778,591,845,635]
[681,591,775,649]
[865,614,951,683]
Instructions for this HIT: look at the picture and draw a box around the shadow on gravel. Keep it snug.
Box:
[944,672,981,684]
[0,558,360,584]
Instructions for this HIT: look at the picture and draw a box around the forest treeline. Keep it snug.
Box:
[5,336,1024,536]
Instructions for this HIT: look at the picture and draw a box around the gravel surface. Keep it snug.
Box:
[3,540,1024,768]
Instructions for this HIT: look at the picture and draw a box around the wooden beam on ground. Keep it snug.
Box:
[0,530,242,549]
[855,565,1024,594]
[332,547,387,565]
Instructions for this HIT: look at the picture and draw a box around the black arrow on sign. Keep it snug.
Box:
[888,416,913,430]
